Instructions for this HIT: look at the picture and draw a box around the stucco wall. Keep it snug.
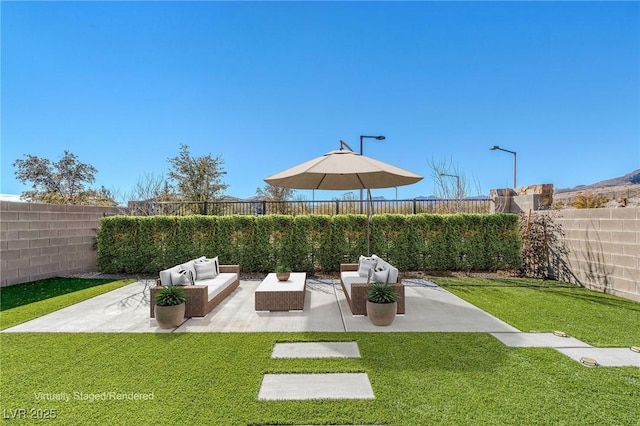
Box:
[0,201,120,286]
[549,208,639,302]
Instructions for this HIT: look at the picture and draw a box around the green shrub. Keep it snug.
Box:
[571,191,608,208]
[366,282,397,303]
[97,213,521,274]
[155,285,187,306]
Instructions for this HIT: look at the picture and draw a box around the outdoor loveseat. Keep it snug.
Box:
[340,254,405,316]
[150,256,240,318]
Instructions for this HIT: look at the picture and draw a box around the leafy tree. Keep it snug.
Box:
[255,184,295,201]
[255,184,296,215]
[167,144,228,203]
[13,150,115,205]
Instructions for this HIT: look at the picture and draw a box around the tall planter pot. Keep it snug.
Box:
[366,301,397,326]
[154,303,186,329]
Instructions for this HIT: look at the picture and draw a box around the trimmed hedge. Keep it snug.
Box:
[97,214,521,274]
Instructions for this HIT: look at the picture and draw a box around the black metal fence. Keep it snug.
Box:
[127,199,493,216]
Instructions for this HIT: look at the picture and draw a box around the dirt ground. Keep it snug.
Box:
[553,184,640,208]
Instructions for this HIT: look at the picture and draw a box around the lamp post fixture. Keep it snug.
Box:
[489,145,517,189]
[359,135,385,210]
[439,173,461,199]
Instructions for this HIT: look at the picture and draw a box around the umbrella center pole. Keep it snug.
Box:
[367,188,372,256]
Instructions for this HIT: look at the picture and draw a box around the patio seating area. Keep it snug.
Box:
[5,277,637,369]
[3,278,518,333]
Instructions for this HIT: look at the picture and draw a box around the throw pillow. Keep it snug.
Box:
[387,266,399,283]
[357,256,377,277]
[370,268,389,284]
[194,260,216,280]
[208,256,220,275]
[186,270,195,286]
[170,269,187,286]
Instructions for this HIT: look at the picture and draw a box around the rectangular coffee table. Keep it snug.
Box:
[255,272,307,311]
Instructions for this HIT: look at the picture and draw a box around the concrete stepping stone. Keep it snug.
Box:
[491,332,592,348]
[258,373,374,400]
[555,347,640,367]
[272,342,361,358]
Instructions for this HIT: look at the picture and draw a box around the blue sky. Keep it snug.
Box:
[2,1,639,202]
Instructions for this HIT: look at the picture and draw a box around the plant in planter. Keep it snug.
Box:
[275,264,291,281]
[154,285,187,329]
[366,282,398,326]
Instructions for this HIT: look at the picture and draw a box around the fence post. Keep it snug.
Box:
[413,200,417,215]
[204,201,208,215]
[262,201,266,215]
[336,200,339,215]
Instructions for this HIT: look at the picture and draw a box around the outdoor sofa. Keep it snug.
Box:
[340,254,405,316]
[150,256,240,318]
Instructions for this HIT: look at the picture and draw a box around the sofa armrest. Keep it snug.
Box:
[340,263,358,272]
[219,264,240,275]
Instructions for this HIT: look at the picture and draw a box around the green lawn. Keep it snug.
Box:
[2,332,639,425]
[0,278,135,330]
[1,277,118,310]
[1,277,638,425]
[433,277,640,347]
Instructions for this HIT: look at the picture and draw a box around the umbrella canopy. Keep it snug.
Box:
[264,149,423,190]
[265,147,423,256]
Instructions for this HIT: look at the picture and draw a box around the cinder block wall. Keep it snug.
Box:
[0,201,120,286]
[549,208,639,302]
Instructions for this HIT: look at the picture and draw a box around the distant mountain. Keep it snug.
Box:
[556,169,640,193]
[589,169,640,187]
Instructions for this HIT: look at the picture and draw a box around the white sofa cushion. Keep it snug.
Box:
[357,256,377,277]
[194,259,217,280]
[197,273,237,302]
[180,256,205,280]
[160,265,182,286]
[159,256,206,286]
[370,268,389,283]
[371,255,398,283]
[170,268,189,286]
[207,256,220,275]
[341,271,367,298]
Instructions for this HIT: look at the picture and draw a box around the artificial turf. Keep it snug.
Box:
[0,277,116,310]
[433,277,640,347]
[0,278,135,330]
[1,332,639,425]
[1,276,638,424]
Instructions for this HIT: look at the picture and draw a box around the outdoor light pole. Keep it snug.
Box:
[439,173,461,199]
[489,145,517,189]
[359,135,386,210]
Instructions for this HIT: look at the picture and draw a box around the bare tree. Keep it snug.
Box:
[427,156,482,200]
[126,173,177,215]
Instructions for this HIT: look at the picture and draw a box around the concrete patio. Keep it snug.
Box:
[3,278,519,333]
[4,278,638,368]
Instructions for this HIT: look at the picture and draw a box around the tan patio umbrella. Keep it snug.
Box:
[264,143,423,254]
